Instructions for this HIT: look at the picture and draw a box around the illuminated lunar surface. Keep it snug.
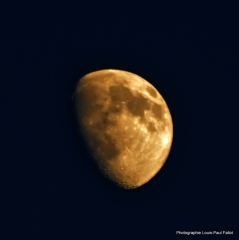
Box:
[74,69,173,189]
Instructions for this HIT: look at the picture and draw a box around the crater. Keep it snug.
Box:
[146,86,157,97]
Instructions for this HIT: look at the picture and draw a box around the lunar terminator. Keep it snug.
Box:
[74,69,173,189]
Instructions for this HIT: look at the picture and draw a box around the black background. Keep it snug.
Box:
[1,1,238,239]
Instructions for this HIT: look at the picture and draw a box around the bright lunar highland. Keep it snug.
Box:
[75,69,173,189]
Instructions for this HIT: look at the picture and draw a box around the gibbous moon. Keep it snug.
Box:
[74,69,173,189]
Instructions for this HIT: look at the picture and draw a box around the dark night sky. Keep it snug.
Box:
[1,1,238,239]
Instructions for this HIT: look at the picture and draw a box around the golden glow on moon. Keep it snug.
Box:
[75,69,173,189]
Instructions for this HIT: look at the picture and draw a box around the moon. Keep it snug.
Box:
[74,69,173,189]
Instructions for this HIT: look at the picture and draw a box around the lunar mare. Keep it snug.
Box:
[75,69,173,189]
